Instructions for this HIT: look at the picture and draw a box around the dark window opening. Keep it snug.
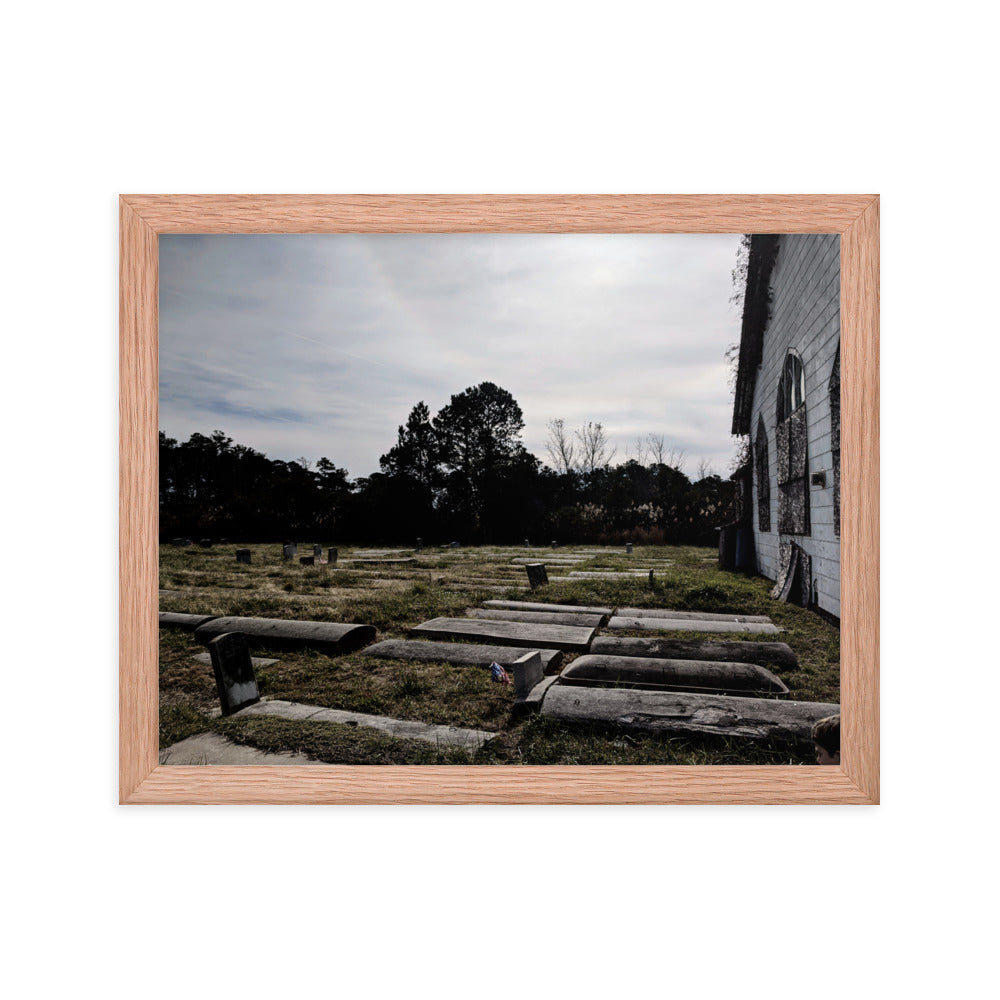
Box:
[776,351,809,535]
[754,415,771,533]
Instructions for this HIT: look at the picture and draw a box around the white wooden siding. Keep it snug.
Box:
[749,234,841,619]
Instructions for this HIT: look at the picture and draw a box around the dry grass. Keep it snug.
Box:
[159,541,839,764]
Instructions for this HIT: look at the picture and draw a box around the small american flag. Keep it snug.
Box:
[490,661,512,685]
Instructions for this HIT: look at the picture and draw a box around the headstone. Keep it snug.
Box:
[199,538,213,548]
[450,540,461,548]
[626,542,633,554]
[207,632,260,716]
[551,540,558,549]
[282,543,296,560]
[511,651,545,699]
[171,537,192,547]
[525,563,549,589]
[299,556,314,566]
[235,548,251,564]
[416,537,423,552]
[328,547,338,564]
[313,543,323,559]
[524,538,530,548]
[649,570,655,586]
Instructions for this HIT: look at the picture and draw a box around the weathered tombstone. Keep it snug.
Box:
[313,543,323,559]
[235,548,251,564]
[512,651,545,699]
[649,570,655,586]
[300,555,315,566]
[282,543,296,560]
[525,563,549,589]
[524,538,530,548]
[551,540,558,549]
[328,547,338,564]
[450,540,461,548]
[416,537,423,552]
[199,538,213,548]
[207,632,260,716]
[171,537,192,547]
[626,541,633,554]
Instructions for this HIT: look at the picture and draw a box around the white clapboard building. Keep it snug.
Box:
[731,234,841,622]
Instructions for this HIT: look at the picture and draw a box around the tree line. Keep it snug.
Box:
[160,382,735,545]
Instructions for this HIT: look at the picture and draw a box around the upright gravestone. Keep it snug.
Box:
[525,563,549,590]
[300,555,315,566]
[451,541,461,548]
[328,547,338,564]
[649,570,655,586]
[551,540,558,549]
[236,548,251,564]
[416,537,423,552]
[207,632,260,715]
[199,538,213,548]
[313,543,323,559]
[282,543,295,560]
[626,542,633,554]
[524,538,530,548]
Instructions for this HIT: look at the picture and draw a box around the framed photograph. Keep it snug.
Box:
[121,194,878,804]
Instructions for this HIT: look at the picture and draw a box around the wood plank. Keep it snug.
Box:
[559,654,789,695]
[410,617,595,653]
[542,685,838,744]
[607,616,781,635]
[363,640,563,673]
[590,636,798,672]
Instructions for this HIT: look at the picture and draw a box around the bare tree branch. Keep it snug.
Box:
[545,418,576,474]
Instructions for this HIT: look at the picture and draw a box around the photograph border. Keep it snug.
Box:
[120,194,879,804]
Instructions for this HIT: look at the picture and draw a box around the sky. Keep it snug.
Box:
[159,233,745,480]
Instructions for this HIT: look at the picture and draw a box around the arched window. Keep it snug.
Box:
[776,350,810,535]
[754,415,771,533]
[829,343,840,537]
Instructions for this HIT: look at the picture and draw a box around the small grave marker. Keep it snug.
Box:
[199,538,213,548]
[313,543,323,559]
[282,543,296,559]
[525,563,549,589]
[171,537,192,547]
[626,541,633,554]
[511,651,545,699]
[207,632,260,716]
[235,548,251,564]
[416,537,423,552]
[328,547,338,564]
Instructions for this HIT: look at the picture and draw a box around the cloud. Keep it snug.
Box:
[159,233,745,478]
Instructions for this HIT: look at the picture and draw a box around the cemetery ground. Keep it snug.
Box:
[158,543,840,765]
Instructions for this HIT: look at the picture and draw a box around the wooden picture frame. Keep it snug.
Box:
[120,194,879,804]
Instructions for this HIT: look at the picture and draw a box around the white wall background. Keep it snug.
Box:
[3,3,996,998]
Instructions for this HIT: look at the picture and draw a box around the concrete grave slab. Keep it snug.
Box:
[606,616,781,635]
[239,699,494,749]
[617,607,772,624]
[159,732,324,766]
[559,654,789,695]
[483,600,614,616]
[364,639,563,672]
[542,686,839,744]
[410,617,595,653]
[194,616,375,653]
[159,612,220,631]
[590,636,798,671]
[468,607,608,628]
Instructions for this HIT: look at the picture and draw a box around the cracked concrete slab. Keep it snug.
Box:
[158,732,324,765]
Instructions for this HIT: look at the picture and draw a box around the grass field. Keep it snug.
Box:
[159,542,840,765]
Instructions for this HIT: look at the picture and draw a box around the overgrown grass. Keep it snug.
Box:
[159,542,839,764]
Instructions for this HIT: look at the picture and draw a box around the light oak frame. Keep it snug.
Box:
[120,194,879,804]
